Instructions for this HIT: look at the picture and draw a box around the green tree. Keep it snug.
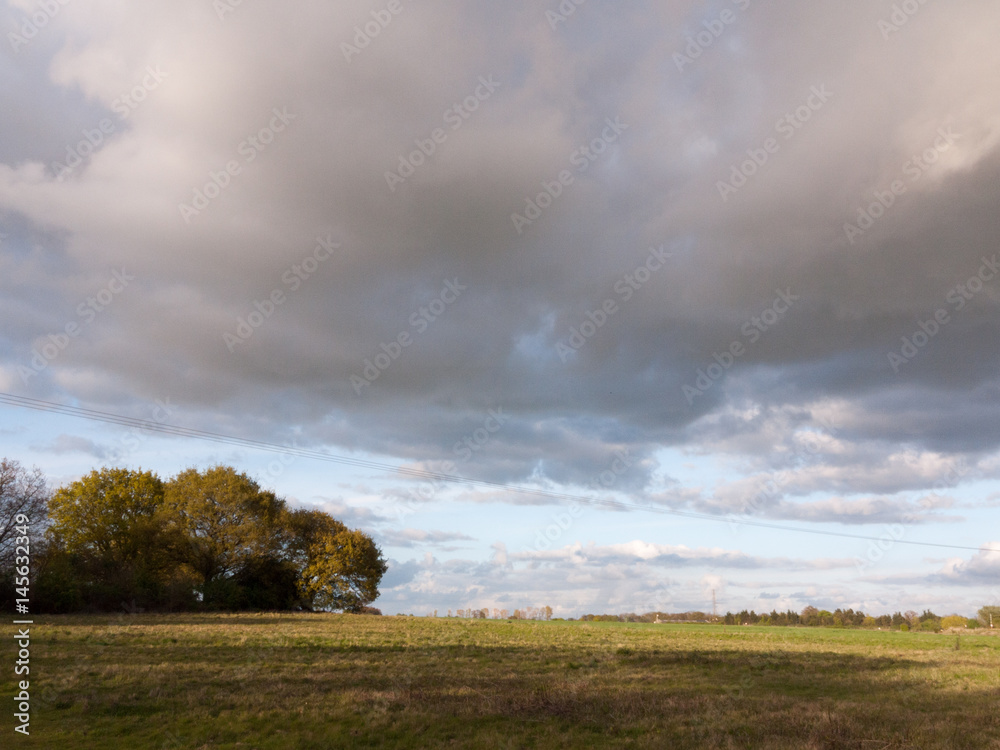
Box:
[10,461,389,614]
[940,615,967,629]
[43,467,182,609]
[48,468,166,565]
[164,466,288,590]
[283,508,347,575]
[978,605,1000,628]
[298,523,387,612]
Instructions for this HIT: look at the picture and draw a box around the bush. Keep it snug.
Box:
[899,623,909,631]
[199,578,246,610]
[979,606,1000,628]
[966,618,980,629]
[941,615,967,630]
[231,556,302,611]
[31,549,85,613]
[198,558,302,612]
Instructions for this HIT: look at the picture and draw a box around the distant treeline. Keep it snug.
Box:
[576,606,999,632]
[578,611,716,623]
[0,460,387,614]
[717,606,998,631]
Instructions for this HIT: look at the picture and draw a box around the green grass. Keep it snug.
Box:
[5,613,1000,748]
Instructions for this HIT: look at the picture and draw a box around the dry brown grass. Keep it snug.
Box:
[4,613,1000,748]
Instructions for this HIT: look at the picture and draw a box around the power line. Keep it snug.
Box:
[0,390,988,554]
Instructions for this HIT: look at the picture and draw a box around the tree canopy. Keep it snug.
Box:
[0,461,386,614]
[164,466,288,584]
[978,605,1000,627]
[49,467,167,566]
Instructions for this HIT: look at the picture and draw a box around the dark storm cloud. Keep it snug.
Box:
[1,0,999,506]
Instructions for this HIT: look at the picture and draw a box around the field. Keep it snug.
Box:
[5,613,1000,749]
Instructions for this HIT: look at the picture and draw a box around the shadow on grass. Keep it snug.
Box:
[24,620,1000,749]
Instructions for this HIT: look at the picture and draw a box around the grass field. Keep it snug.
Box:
[5,613,1000,749]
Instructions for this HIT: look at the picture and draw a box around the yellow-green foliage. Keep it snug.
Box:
[48,467,166,565]
[302,526,387,611]
[35,465,386,613]
[163,465,286,582]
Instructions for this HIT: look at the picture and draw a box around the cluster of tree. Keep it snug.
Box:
[427,606,555,620]
[578,611,716,623]
[645,611,715,623]
[0,460,387,614]
[720,606,992,631]
[580,613,638,622]
[571,606,999,630]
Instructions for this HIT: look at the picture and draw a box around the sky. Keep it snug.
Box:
[1,0,999,619]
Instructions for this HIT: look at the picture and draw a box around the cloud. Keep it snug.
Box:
[737,495,962,526]
[379,528,477,549]
[931,543,1000,585]
[513,540,855,571]
[375,538,860,616]
[0,0,997,488]
[29,433,108,459]
[2,0,1000,617]
[296,498,387,528]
